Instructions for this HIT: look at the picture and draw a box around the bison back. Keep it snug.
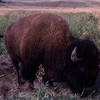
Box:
[4,13,72,65]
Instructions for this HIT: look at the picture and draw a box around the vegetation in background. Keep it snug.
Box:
[0,11,100,100]
[61,12,100,48]
[0,11,100,55]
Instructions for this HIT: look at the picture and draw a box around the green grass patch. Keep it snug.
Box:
[60,12,100,48]
[0,41,7,55]
[0,16,13,36]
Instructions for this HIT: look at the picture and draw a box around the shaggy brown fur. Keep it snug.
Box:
[4,13,72,85]
[4,13,99,95]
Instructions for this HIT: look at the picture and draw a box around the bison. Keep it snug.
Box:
[4,13,100,95]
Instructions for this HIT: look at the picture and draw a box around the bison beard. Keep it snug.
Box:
[4,13,100,96]
[63,39,100,94]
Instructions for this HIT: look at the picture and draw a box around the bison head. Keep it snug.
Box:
[64,39,100,95]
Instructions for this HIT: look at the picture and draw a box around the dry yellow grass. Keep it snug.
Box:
[0,7,100,15]
[0,6,100,32]
[1,7,100,29]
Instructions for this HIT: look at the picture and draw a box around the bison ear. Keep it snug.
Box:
[71,46,81,62]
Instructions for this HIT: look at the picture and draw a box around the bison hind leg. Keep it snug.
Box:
[43,74,54,88]
[11,59,23,86]
[21,62,39,89]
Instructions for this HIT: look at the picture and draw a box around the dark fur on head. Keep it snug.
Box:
[64,39,100,93]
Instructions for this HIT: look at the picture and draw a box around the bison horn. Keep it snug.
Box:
[71,46,81,62]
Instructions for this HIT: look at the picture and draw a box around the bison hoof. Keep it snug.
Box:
[46,80,54,88]
[29,84,34,90]
[20,81,25,85]
[19,79,25,86]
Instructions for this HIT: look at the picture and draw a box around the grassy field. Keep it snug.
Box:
[0,11,100,100]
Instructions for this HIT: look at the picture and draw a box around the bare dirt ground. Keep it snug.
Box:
[0,55,100,99]
[0,0,100,99]
[0,56,73,99]
[0,56,17,99]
